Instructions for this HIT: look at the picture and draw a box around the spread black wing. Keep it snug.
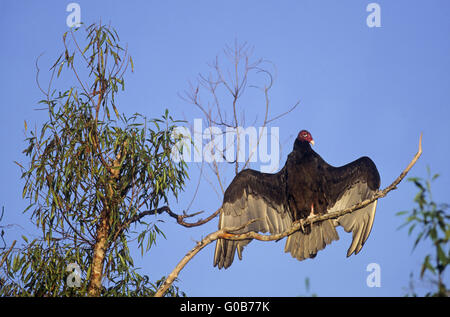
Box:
[326,156,380,257]
[213,169,293,269]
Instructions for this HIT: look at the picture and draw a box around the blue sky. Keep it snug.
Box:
[1,1,449,296]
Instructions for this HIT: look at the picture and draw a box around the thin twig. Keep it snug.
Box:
[154,133,423,297]
[266,100,300,124]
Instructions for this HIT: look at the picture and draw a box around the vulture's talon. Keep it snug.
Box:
[299,219,306,233]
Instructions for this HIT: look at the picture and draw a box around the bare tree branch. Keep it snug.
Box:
[120,206,221,231]
[266,100,301,124]
[181,40,299,203]
[154,133,423,297]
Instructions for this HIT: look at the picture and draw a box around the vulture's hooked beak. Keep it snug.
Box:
[310,139,315,146]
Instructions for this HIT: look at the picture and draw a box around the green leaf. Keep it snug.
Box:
[112,103,120,119]
[12,255,19,273]
[130,56,134,72]
[421,255,436,277]
[407,223,416,236]
[57,61,64,77]
[118,252,126,267]
[436,244,447,267]
[50,53,63,70]
[429,227,437,241]
[413,231,424,250]
[304,277,310,292]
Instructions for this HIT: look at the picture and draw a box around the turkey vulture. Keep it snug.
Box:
[213,130,380,269]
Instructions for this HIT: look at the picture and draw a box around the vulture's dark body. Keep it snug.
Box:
[215,136,380,269]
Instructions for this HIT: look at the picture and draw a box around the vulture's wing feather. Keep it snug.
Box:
[326,156,380,257]
[214,169,292,269]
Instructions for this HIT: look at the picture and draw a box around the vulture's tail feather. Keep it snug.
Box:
[284,219,339,261]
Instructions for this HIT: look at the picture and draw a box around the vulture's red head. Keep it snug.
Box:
[297,130,315,145]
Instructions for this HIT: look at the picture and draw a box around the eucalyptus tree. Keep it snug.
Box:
[0,23,188,296]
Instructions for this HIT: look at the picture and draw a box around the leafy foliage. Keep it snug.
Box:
[397,168,449,296]
[0,23,188,296]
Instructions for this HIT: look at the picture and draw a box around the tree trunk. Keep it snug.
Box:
[87,209,110,296]
[87,142,124,296]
